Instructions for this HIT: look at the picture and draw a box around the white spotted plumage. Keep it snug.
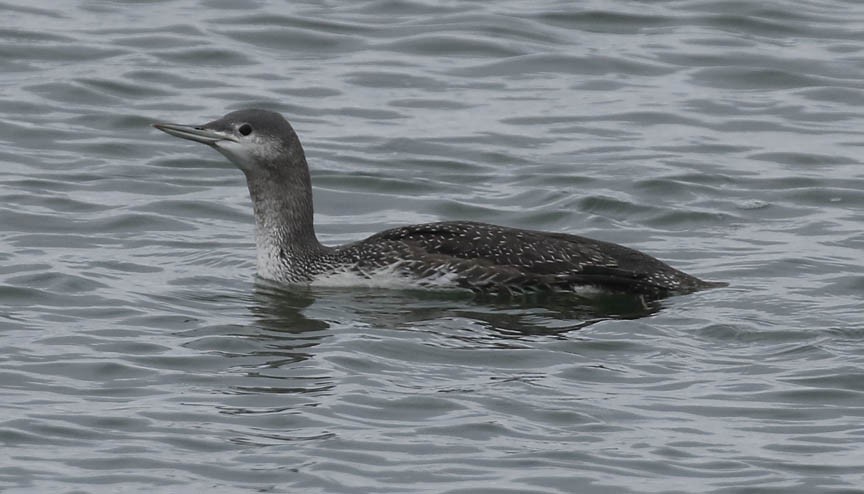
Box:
[154,109,725,299]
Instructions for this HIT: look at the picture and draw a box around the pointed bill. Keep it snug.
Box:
[152,122,238,145]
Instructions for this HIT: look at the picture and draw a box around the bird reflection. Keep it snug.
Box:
[218,284,664,407]
[248,281,661,344]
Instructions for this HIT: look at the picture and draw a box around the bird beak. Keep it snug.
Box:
[152,122,238,145]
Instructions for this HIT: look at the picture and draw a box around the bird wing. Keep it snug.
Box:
[360,221,671,294]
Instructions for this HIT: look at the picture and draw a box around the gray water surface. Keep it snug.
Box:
[1,1,863,493]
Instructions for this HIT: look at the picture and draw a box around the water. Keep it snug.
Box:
[1,0,863,492]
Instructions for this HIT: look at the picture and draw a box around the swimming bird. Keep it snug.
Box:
[153,109,724,298]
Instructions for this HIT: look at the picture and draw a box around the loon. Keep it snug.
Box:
[153,109,725,298]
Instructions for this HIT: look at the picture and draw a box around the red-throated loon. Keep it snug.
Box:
[153,109,725,298]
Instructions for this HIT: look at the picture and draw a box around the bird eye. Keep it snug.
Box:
[238,123,253,136]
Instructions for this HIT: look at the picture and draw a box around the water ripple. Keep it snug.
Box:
[1,0,864,493]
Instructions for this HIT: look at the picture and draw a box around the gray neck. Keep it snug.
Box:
[245,167,326,279]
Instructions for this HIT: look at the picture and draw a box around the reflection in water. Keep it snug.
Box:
[457,292,661,338]
[250,281,331,335]
[205,282,336,400]
[165,274,664,446]
[251,281,661,342]
[223,283,663,405]
[221,283,666,430]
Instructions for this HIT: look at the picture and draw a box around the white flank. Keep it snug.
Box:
[309,262,461,290]
[567,285,607,297]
